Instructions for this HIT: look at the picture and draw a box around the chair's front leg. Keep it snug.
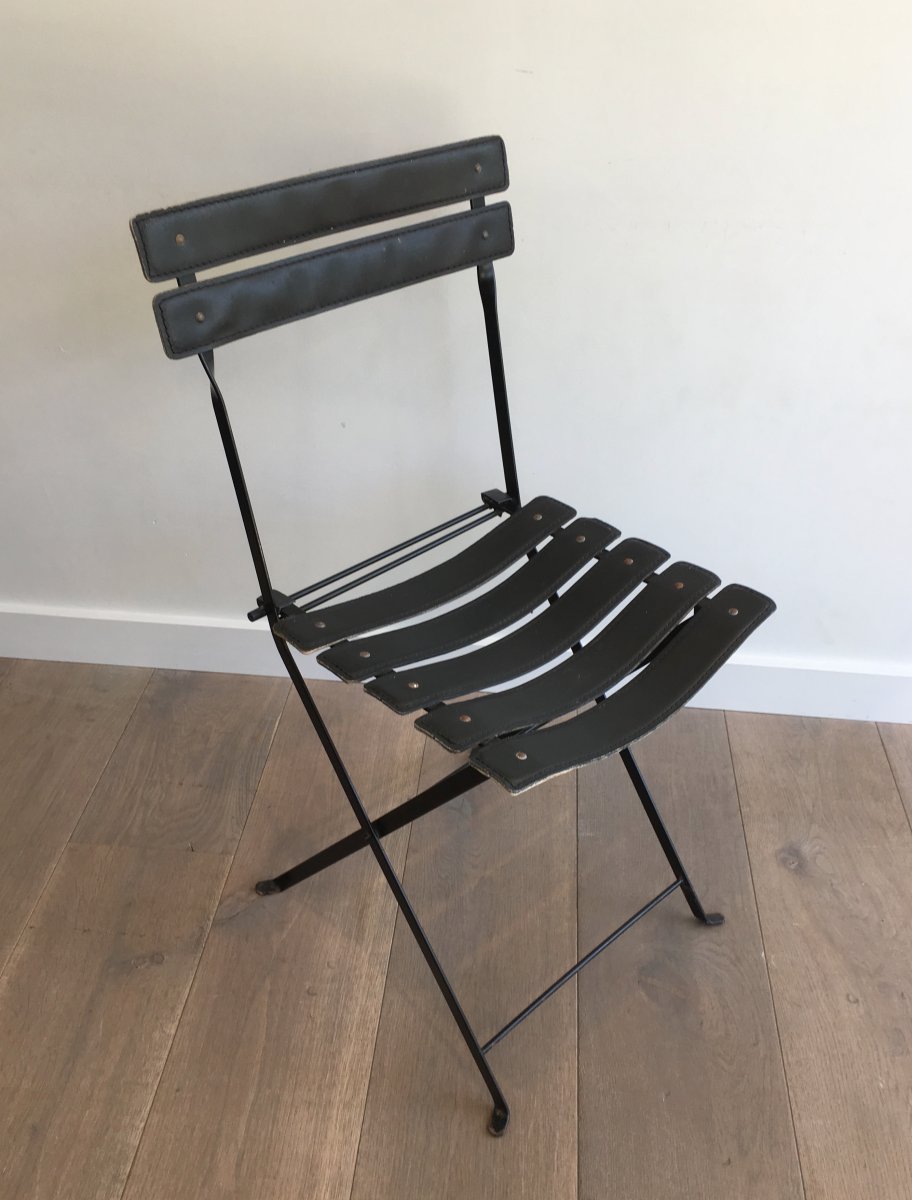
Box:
[273,636,511,1134]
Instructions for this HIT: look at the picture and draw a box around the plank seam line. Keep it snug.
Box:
[114,676,291,1200]
[876,723,912,842]
[347,735,428,1200]
[0,664,155,981]
[723,711,809,1200]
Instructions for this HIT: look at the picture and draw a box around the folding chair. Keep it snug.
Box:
[130,135,775,1136]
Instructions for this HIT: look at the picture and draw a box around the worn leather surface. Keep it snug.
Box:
[275,496,575,653]
[471,584,776,792]
[318,516,619,682]
[417,561,720,751]
[132,136,508,281]
[153,203,513,358]
[366,537,669,713]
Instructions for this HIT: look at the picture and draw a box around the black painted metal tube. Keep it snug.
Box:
[260,764,487,893]
[481,879,682,1054]
[247,503,491,621]
[295,511,496,611]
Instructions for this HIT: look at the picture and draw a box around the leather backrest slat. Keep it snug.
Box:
[132,136,507,282]
[153,203,514,358]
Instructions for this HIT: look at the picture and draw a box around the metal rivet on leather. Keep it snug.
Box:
[458,714,472,723]
[482,230,489,239]
[728,607,740,616]
[314,620,326,629]
[623,557,634,565]
[474,162,482,172]
[407,681,420,689]
[175,233,186,245]
[674,581,684,590]
[195,311,205,323]
[532,513,542,521]
[359,650,371,658]
[575,534,586,543]
[515,750,527,761]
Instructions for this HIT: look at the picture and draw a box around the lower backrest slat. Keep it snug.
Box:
[153,203,513,358]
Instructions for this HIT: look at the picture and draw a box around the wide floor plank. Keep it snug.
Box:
[121,681,425,1200]
[0,659,150,973]
[0,845,227,1200]
[350,736,577,1198]
[578,709,802,1200]
[728,713,912,1200]
[0,669,286,1200]
[73,669,289,854]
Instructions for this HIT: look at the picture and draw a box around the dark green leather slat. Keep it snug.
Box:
[317,516,619,682]
[132,136,508,282]
[416,562,719,751]
[275,496,574,653]
[365,537,669,714]
[471,585,776,793]
[153,203,514,358]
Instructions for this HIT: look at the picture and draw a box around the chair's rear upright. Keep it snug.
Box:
[130,136,775,1137]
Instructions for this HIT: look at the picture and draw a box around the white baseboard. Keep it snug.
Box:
[0,603,325,680]
[1,603,910,723]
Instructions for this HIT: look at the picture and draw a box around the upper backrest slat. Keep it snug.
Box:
[132,136,507,282]
[153,202,514,358]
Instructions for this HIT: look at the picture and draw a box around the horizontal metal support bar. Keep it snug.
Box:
[480,879,682,1054]
[296,511,497,613]
[257,764,487,893]
[248,502,492,621]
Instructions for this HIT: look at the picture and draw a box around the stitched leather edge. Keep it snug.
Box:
[471,590,777,792]
[154,202,514,358]
[367,542,668,712]
[318,517,621,679]
[132,136,508,281]
[275,495,574,652]
[415,563,720,750]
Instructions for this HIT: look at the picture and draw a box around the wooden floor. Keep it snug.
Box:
[1,659,911,1199]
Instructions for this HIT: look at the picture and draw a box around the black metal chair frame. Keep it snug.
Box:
[131,136,774,1136]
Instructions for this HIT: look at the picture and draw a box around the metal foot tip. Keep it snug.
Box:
[487,1106,509,1137]
[255,879,281,896]
[704,912,725,926]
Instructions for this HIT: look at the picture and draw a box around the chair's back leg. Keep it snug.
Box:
[619,747,725,927]
[471,196,520,509]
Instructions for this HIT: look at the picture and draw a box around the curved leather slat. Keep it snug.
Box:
[471,584,776,793]
[365,537,669,714]
[317,516,619,682]
[275,496,575,653]
[416,562,720,751]
[132,136,508,282]
[154,204,514,358]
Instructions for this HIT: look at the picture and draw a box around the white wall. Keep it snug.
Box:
[2,0,911,719]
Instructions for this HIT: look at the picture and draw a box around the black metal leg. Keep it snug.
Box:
[619,746,724,927]
[256,764,487,895]
[272,637,510,1134]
